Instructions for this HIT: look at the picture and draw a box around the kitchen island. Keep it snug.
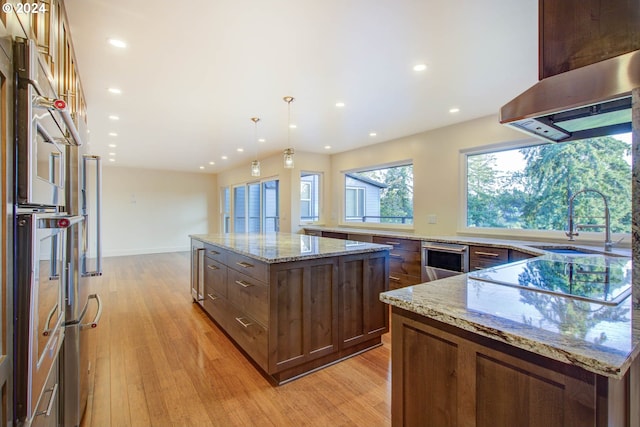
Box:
[381,253,639,427]
[190,233,390,385]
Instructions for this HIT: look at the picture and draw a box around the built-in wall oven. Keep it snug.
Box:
[422,242,469,282]
[14,211,82,425]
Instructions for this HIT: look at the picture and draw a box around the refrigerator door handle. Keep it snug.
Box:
[80,294,103,330]
[81,155,102,277]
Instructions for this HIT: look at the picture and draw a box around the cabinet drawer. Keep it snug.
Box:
[227,269,268,328]
[389,249,421,277]
[203,288,229,327]
[226,251,269,282]
[388,272,423,290]
[322,231,348,239]
[469,245,509,270]
[224,303,268,370]
[372,236,420,252]
[204,244,227,264]
[204,257,227,297]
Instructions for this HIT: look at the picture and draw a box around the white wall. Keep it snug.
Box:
[102,166,217,256]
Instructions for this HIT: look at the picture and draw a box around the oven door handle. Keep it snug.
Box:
[33,95,83,146]
[422,244,468,253]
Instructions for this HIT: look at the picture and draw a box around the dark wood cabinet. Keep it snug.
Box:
[372,236,422,289]
[508,248,535,263]
[391,307,639,427]
[539,0,640,78]
[469,245,510,271]
[193,239,389,385]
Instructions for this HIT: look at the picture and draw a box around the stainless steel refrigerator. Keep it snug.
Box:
[13,37,102,427]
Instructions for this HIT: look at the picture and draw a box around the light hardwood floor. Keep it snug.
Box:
[80,252,392,427]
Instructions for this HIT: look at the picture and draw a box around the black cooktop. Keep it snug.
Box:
[468,256,632,305]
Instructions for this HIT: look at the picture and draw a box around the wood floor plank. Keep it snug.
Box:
[81,252,391,427]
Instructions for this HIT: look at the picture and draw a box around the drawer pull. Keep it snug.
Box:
[234,279,253,288]
[235,317,253,328]
[389,275,401,281]
[209,250,220,255]
[207,264,219,270]
[474,251,500,257]
[389,253,403,259]
[207,293,218,301]
[385,241,402,246]
[236,261,254,269]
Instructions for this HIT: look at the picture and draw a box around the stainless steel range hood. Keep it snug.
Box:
[500,49,640,142]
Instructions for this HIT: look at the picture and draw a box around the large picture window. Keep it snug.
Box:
[231,179,280,233]
[343,163,413,225]
[465,133,632,234]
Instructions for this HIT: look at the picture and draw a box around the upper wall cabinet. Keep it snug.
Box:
[539,0,640,79]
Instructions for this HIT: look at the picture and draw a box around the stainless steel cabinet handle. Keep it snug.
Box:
[80,294,103,330]
[385,241,402,246]
[236,261,254,269]
[81,155,102,277]
[389,253,403,259]
[209,250,220,255]
[207,264,219,270]
[234,280,253,288]
[389,275,401,281]
[474,251,500,257]
[235,317,253,328]
[35,383,58,417]
[207,293,218,301]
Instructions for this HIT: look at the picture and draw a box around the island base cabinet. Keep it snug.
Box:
[391,307,638,427]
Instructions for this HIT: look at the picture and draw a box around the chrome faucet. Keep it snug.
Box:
[566,189,613,252]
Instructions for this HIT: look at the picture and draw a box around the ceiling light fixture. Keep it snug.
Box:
[449,107,460,113]
[335,102,345,108]
[108,132,118,137]
[324,145,331,150]
[250,117,261,177]
[413,63,427,71]
[209,161,215,165]
[369,132,377,137]
[283,96,295,169]
[108,87,122,94]
[108,38,127,48]
[221,155,228,160]
[108,115,119,120]
[108,144,117,148]
[236,147,244,152]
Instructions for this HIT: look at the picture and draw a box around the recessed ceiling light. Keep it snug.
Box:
[108,87,122,94]
[413,64,427,72]
[109,152,116,156]
[449,107,460,113]
[236,148,244,152]
[289,124,297,129]
[108,158,116,162]
[221,156,228,160]
[258,138,266,143]
[369,132,377,137]
[335,102,345,108]
[324,145,331,150]
[108,144,117,148]
[199,166,205,170]
[108,132,118,137]
[209,161,215,165]
[108,115,119,120]
[108,38,127,48]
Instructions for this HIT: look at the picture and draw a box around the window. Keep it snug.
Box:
[343,163,413,225]
[221,187,230,233]
[300,172,320,222]
[231,179,280,233]
[464,133,632,233]
[345,187,365,219]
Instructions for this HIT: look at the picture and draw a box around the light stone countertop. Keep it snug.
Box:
[190,232,391,263]
[380,265,639,379]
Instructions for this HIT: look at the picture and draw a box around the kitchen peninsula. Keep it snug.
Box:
[189,233,390,385]
[381,254,639,426]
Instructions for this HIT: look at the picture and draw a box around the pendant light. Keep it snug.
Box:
[250,117,261,177]
[283,96,295,168]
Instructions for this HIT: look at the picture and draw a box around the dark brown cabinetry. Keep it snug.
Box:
[469,245,509,271]
[540,0,640,78]
[372,236,422,289]
[391,307,639,427]
[193,239,389,384]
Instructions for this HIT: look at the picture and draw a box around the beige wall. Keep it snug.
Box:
[102,166,217,256]
[329,114,527,236]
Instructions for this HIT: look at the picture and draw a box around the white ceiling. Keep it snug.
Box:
[64,0,539,174]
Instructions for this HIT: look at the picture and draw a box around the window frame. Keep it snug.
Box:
[459,137,632,245]
[300,171,322,224]
[228,177,280,234]
[344,186,365,220]
[339,160,414,230]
